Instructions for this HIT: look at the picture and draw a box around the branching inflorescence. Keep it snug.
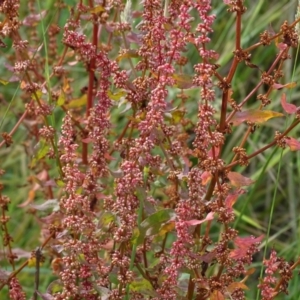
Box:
[0,0,300,299]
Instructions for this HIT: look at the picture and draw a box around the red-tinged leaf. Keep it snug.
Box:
[227,172,254,187]
[286,137,300,151]
[210,290,225,300]
[273,82,297,90]
[231,110,283,126]
[82,137,94,143]
[186,36,196,44]
[227,282,249,293]
[185,212,214,226]
[126,32,142,44]
[276,42,288,50]
[225,189,245,210]
[273,83,284,90]
[199,251,216,263]
[201,171,212,185]
[230,235,264,259]
[208,146,220,157]
[281,93,297,114]
[104,152,115,161]
[132,10,143,18]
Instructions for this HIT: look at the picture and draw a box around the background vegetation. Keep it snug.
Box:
[1,0,300,299]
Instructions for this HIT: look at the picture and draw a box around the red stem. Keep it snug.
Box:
[82,7,99,164]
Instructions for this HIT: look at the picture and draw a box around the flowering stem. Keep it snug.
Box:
[83,3,99,165]
[224,119,300,170]
[125,187,145,299]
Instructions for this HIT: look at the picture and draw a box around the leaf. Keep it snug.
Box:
[55,179,65,187]
[0,248,31,260]
[35,291,54,300]
[185,212,214,226]
[230,235,264,259]
[62,76,71,93]
[225,190,245,211]
[227,282,249,293]
[173,73,194,89]
[109,169,124,178]
[170,109,185,124]
[158,221,175,235]
[231,110,283,126]
[93,285,110,300]
[286,137,300,151]
[245,267,256,275]
[0,269,9,281]
[30,199,59,211]
[0,78,9,85]
[107,90,126,101]
[210,290,225,300]
[281,93,297,114]
[66,94,87,108]
[273,82,297,90]
[201,171,212,185]
[28,257,43,268]
[31,90,43,100]
[98,212,115,227]
[276,42,288,50]
[46,280,63,294]
[90,5,105,14]
[30,139,50,168]
[23,11,47,26]
[57,91,65,106]
[129,278,157,297]
[134,209,176,245]
[208,146,220,157]
[227,172,254,187]
[116,50,139,62]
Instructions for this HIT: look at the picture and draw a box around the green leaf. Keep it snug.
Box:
[116,50,139,62]
[173,74,194,89]
[170,110,185,124]
[57,91,65,106]
[31,90,43,101]
[107,90,126,101]
[99,212,115,228]
[30,139,50,168]
[129,278,157,297]
[0,78,9,85]
[66,94,87,108]
[46,279,63,294]
[134,209,176,245]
